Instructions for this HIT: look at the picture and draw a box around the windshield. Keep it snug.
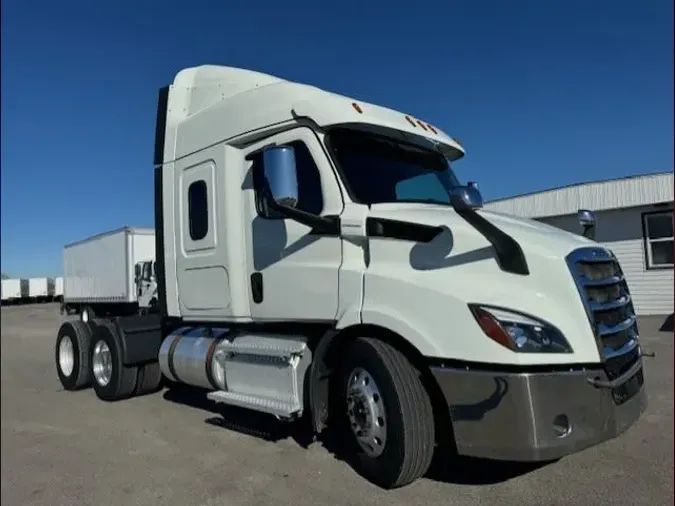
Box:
[326,128,463,205]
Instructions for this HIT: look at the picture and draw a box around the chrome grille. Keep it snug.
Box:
[566,247,638,359]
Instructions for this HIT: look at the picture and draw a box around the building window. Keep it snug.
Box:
[642,210,674,269]
[188,180,208,241]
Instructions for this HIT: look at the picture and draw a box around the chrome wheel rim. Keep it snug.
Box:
[58,335,74,377]
[92,340,112,387]
[346,367,387,457]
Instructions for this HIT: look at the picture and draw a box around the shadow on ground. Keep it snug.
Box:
[659,314,673,333]
[162,386,549,487]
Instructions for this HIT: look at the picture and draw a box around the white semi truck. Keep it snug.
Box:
[54,65,647,489]
[61,227,158,321]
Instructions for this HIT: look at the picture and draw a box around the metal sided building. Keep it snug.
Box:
[484,171,674,317]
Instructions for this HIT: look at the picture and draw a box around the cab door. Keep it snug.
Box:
[242,127,344,322]
[173,144,232,318]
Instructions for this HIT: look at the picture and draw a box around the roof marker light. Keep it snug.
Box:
[427,124,438,134]
[416,120,428,131]
[405,115,417,127]
[352,102,363,114]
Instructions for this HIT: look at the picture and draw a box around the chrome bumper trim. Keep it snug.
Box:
[431,359,647,461]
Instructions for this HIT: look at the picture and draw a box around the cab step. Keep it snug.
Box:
[206,391,300,418]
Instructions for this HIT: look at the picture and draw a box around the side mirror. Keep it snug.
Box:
[263,146,299,208]
[450,185,484,212]
[467,181,479,191]
[578,209,596,240]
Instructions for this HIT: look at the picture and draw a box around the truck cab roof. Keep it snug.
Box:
[162,65,465,164]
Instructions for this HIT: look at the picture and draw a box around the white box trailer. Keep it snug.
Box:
[28,277,55,301]
[62,227,155,320]
[1,279,23,302]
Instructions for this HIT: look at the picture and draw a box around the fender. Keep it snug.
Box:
[357,306,441,358]
[310,308,437,433]
[89,315,164,366]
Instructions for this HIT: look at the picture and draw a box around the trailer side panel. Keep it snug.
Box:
[1,279,22,300]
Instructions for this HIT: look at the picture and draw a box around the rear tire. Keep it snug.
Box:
[55,321,93,390]
[89,320,138,401]
[335,337,435,489]
[135,362,163,396]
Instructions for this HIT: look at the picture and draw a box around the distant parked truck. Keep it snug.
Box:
[54,277,64,302]
[1,278,24,304]
[61,227,157,322]
[28,277,55,302]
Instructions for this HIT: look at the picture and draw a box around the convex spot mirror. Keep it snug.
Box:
[450,184,484,212]
[263,145,299,208]
[578,209,596,240]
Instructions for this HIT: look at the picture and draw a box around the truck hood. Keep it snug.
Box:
[368,203,593,258]
[361,203,602,364]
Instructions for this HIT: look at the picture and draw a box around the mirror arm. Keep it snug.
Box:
[452,203,530,276]
[582,225,595,240]
[267,198,340,235]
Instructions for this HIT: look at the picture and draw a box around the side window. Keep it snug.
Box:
[252,141,324,218]
[188,180,208,240]
[142,262,152,281]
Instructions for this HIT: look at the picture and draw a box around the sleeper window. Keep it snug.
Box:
[188,180,209,240]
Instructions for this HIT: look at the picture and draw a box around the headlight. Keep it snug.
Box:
[468,304,573,354]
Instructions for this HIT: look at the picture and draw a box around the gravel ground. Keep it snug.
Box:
[1,303,672,506]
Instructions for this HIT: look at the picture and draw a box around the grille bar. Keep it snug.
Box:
[582,274,624,287]
[565,247,638,360]
[597,315,636,336]
[589,294,631,312]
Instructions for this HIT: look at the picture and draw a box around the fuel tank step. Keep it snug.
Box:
[207,391,300,418]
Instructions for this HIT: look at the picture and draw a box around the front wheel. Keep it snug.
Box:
[336,337,436,489]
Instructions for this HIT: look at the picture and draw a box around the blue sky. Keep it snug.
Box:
[1,0,672,277]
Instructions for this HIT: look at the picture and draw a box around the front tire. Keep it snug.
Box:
[336,337,436,489]
[89,321,138,401]
[55,321,93,390]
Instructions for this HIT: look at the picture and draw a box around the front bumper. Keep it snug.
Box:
[430,354,647,461]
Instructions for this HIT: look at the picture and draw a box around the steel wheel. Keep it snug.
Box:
[92,340,113,387]
[58,335,75,377]
[346,367,388,458]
